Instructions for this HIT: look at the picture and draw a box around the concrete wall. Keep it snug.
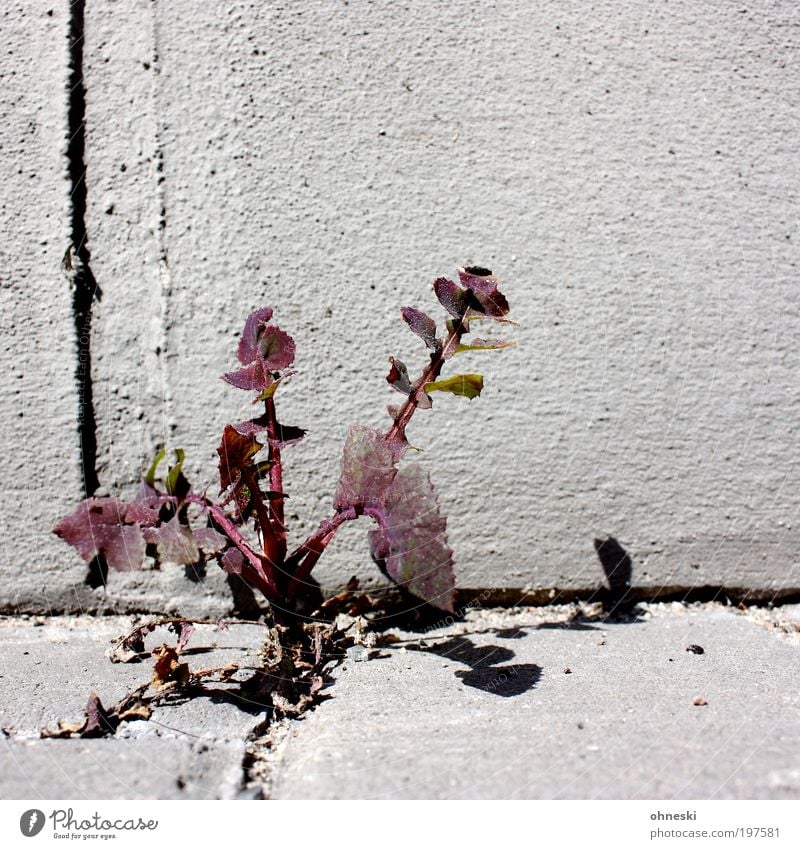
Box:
[3,0,799,613]
[0,4,88,611]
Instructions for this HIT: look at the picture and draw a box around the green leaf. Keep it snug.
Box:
[256,381,281,401]
[454,338,516,354]
[424,374,484,400]
[144,449,166,488]
[164,449,186,496]
[253,460,274,481]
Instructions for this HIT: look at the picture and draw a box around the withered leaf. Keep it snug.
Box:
[151,645,190,690]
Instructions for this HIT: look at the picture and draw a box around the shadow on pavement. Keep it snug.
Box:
[409,636,542,698]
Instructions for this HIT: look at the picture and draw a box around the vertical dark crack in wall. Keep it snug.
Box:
[67,0,100,497]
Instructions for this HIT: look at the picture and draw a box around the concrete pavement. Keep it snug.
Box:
[1,603,798,799]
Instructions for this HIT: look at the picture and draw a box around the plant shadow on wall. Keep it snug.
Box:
[49,268,518,733]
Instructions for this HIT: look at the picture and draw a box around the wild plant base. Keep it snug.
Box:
[55,267,515,618]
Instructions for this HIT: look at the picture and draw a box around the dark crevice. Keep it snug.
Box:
[454,585,800,610]
[3,582,800,619]
[67,0,101,500]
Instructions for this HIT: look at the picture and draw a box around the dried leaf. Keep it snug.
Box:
[82,692,116,737]
[117,704,152,722]
[151,645,190,690]
[175,623,195,655]
[41,693,116,739]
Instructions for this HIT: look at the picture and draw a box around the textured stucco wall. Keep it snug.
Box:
[3,0,799,613]
[0,4,89,611]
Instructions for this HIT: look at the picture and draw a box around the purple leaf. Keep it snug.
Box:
[193,527,227,556]
[367,464,455,611]
[401,307,438,349]
[143,516,200,565]
[236,307,274,364]
[386,357,413,396]
[54,498,146,572]
[220,547,245,575]
[233,414,306,448]
[222,361,272,392]
[268,423,306,448]
[217,425,262,495]
[254,325,296,371]
[457,266,496,293]
[457,267,510,318]
[433,277,471,318]
[224,308,296,393]
[333,425,402,510]
[124,482,171,527]
[332,426,453,609]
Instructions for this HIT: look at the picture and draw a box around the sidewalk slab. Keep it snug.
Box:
[268,604,800,800]
[0,615,272,799]
[0,737,245,800]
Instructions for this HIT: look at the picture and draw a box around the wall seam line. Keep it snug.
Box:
[67,0,100,498]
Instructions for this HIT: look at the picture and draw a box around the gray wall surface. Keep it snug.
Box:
[2,0,799,614]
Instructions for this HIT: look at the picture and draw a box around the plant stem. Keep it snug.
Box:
[264,397,287,560]
[385,314,468,443]
[282,310,471,599]
[193,498,280,602]
[284,508,354,599]
[241,467,283,569]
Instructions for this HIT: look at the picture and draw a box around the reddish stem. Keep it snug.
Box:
[188,496,280,602]
[385,314,468,443]
[284,508,353,599]
[283,310,471,595]
[241,467,283,569]
[264,397,287,561]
